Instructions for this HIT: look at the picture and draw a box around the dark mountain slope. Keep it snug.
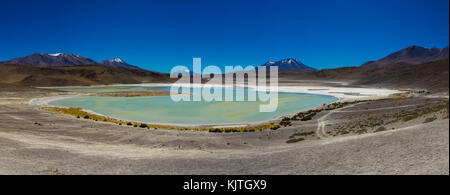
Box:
[279,58,449,92]
[0,65,172,86]
[361,46,449,68]
[356,58,449,92]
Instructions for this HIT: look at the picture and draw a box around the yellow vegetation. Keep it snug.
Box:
[43,107,280,132]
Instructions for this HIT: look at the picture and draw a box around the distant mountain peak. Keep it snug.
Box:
[361,45,449,68]
[280,58,297,64]
[111,57,124,63]
[102,57,127,64]
[261,58,315,70]
[101,58,141,69]
[48,53,63,57]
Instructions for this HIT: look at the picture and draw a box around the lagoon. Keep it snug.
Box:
[49,86,338,125]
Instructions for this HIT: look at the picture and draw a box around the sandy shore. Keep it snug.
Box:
[39,82,402,100]
[121,83,402,101]
[29,83,403,127]
[28,95,81,107]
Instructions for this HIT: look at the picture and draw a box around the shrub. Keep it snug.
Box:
[286,138,305,143]
[291,131,315,137]
[374,126,387,132]
[280,121,292,126]
[139,123,148,128]
[301,116,312,121]
[356,129,367,135]
[127,122,132,126]
[209,129,222,133]
[340,130,349,135]
[83,115,90,119]
[403,115,418,122]
[270,125,280,130]
[281,117,290,122]
[423,117,437,123]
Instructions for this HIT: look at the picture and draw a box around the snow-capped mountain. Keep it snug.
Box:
[0,53,142,69]
[261,58,315,70]
[101,58,141,69]
[0,53,98,67]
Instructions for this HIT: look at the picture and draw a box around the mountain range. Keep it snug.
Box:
[0,53,141,69]
[259,45,448,70]
[0,45,448,92]
[274,45,449,92]
[1,45,447,71]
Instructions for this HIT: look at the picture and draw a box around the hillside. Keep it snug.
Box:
[279,58,449,92]
[361,46,449,68]
[356,58,449,92]
[0,64,172,87]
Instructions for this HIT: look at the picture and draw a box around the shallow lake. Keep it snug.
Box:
[49,86,338,125]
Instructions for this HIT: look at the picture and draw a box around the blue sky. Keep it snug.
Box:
[0,0,448,72]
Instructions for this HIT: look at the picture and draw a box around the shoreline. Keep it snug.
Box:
[29,83,403,128]
[38,82,402,100]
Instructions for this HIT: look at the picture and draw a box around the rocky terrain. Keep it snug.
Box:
[0,87,447,175]
[0,45,448,175]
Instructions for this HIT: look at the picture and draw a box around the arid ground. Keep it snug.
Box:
[0,84,448,175]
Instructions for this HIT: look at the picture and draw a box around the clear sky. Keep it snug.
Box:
[0,0,448,72]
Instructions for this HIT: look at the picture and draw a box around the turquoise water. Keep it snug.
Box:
[50,86,338,125]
